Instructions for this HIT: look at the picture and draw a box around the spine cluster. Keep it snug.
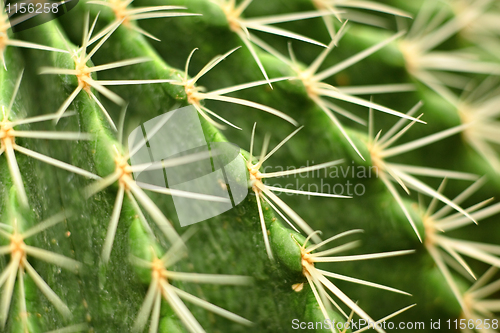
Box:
[0,0,499,332]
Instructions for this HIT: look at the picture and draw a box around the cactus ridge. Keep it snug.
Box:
[0,0,499,332]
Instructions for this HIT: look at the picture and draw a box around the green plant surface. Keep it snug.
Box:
[1,0,500,332]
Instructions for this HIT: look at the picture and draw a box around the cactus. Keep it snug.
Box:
[1,0,500,332]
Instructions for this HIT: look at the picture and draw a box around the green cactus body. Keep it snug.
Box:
[0,0,499,332]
